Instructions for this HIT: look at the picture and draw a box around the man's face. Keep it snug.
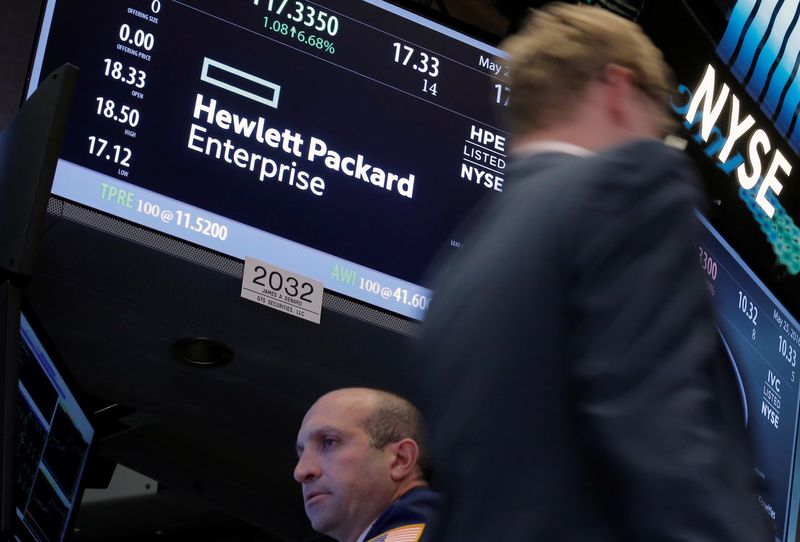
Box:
[294,391,395,542]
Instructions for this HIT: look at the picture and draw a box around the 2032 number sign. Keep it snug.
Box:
[241,256,324,324]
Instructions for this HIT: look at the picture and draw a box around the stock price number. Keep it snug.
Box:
[737,290,758,326]
[779,334,797,367]
[174,210,228,241]
[392,43,439,96]
[96,98,140,127]
[119,23,155,50]
[494,83,510,107]
[103,58,146,88]
[698,246,718,279]
[392,287,430,310]
[260,0,339,36]
[392,43,440,78]
[88,136,132,168]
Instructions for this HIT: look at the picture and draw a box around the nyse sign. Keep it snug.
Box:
[672,64,792,219]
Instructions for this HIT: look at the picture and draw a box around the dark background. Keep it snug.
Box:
[10,1,799,541]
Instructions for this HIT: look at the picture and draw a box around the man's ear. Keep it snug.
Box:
[601,63,637,127]
[388,438,420,482]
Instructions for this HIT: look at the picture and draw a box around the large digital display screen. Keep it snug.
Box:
[26,0,509,320]
[697,213,800,540]
[15,312,94,542]
[638,1,800,540]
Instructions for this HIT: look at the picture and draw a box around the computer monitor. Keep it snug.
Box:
[14,309,94,542]
[25,0,509,321]
[696,212,798,539]
[0,61,78,539]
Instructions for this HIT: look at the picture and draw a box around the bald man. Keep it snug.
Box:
[294,388,440,542]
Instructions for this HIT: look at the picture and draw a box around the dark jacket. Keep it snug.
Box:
[415,140,770,541]
[363,487,442,542]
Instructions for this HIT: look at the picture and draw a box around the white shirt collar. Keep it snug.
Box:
[511,139,594,159]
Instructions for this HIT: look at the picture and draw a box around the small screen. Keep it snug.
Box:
[15,313,94,542]
[26,0,510,320]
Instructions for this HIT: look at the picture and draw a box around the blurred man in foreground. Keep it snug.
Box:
[294,388,440,542]
[415,4,769,541]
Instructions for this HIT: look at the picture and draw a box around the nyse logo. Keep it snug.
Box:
[670,0,800,274]
[672,65,800,273]
[674,64,791,218]
[460,125,506,192]
[762,400,780,429]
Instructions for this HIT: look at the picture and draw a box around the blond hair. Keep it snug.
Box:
[500,3,674,135]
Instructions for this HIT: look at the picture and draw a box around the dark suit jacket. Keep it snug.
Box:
[414,139,770,541]
[363,487,442,542]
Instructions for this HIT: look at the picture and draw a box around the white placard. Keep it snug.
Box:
[241,257,324,324]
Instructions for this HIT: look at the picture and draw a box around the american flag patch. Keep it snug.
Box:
[367,523,425,542]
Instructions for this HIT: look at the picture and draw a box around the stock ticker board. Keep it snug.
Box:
[28,0,511,320]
